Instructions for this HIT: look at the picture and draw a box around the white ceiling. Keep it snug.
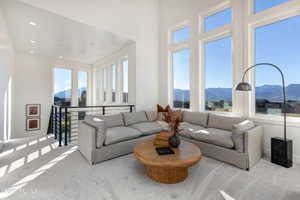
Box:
[1,0,133,64]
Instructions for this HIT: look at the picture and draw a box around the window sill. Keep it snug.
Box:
[250,114,300,128]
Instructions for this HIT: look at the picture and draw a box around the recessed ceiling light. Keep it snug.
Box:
[30,40,36,44]
[29,50,35,54]
[59,56,63,59]
[29,21,37,26]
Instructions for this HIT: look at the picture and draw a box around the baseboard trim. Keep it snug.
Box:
[264,148,300,165]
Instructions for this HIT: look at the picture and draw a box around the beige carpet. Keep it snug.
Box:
[0,135,299,200]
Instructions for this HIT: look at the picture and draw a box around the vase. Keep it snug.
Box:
[169,133,180,148]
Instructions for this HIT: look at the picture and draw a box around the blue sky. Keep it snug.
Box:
[172,0,299,91]
[54,68,72,95]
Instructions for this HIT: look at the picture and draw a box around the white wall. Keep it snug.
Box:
[0,7,15,144]
[13,52,92,139]
[159,0,300,163]
[93,43,136,105]
[20,0,159,111]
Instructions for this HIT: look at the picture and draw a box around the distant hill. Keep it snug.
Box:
[174,84,300,102]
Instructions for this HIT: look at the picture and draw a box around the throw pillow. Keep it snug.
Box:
[232,120,255,153]
[157,104,170,121]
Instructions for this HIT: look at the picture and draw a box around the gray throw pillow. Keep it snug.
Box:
[182,111,209,127]
[145,111,158,121]
[98,114,124,128]
[208,114,245,131]
[232,120,255,153]
[123,111,148,126]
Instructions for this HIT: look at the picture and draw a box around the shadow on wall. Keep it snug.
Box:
[0,134,77,199]
[2,76,12,142]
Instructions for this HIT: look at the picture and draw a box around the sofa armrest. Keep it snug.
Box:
[78,121,97,165]
[244,126,264,168]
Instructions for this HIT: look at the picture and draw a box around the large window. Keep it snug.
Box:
[111,64,117,102]
[172,49,190,109]
[254,0,291,13]
[205,36,232,112]
[204,8,231,32]
[172,26,190,44]
[122,59,129,103]
[255,15,300,117]
[54,68,72,106]
[78,71,87,106]
[103,67,108,102]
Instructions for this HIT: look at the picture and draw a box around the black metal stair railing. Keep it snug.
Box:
[48,104,135,146]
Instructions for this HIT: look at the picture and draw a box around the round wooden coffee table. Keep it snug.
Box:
[134,140,202,184]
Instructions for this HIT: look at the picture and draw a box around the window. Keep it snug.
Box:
[254,0,291,13]
[103,68,108,102]
[78,71,88,106]
[255,15,300,117]
[204,8,231,32]
[172,49,190,109]
[122,59,129,103]
[111,64,117,102]
[172,26,190,44]
[204,36,232,112]
[53,68,72,106]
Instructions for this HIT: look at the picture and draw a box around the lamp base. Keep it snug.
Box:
[271,137,293,168]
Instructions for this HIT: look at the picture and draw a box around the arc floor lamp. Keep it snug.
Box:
[236,63,293,168]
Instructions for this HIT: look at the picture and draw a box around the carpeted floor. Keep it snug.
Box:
[0,135,299,200]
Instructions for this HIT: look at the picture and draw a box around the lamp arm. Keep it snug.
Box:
[242,63,287,140]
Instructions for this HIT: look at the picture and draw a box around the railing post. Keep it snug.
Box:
[64,107,68,146]
[102,106,105,115]
[130,105,133,113]
[54,106,57,140]
[59,107,62,147]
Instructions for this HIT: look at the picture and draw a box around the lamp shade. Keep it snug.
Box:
[236,82,252,91]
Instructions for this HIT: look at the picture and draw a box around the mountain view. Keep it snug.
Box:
[174,84,300,102]
[174,84,300,115]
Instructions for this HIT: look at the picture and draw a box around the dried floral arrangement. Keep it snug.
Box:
[162,109,182,135]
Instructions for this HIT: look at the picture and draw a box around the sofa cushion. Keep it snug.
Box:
[130,122,163,135]
[145,111,158,121]
[96,114,124,128]
[178,122,205,138]
[182,111,209,127]
[232,120,255,153]
[191,128,234,149]
[207,114,245,131]
[104,127,142,145]
[123,111,148,126]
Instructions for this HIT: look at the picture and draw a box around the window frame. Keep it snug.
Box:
[168,21,191,46]
[249,0,293,15]
[169,47,192,110]
[198,1,235,114]
[52,67,73,106]
[199,1,232,34]
[247,1,300,122]
[121,58,129,104]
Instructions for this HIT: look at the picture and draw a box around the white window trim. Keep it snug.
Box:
[168,20,193,110]
[247,0,300,121]
[168,20,191,46]
[168,47,192,110]
[120,57,129,104]
[199,1,232,34]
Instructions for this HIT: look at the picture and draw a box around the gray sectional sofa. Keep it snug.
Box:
[78,111,264,170]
